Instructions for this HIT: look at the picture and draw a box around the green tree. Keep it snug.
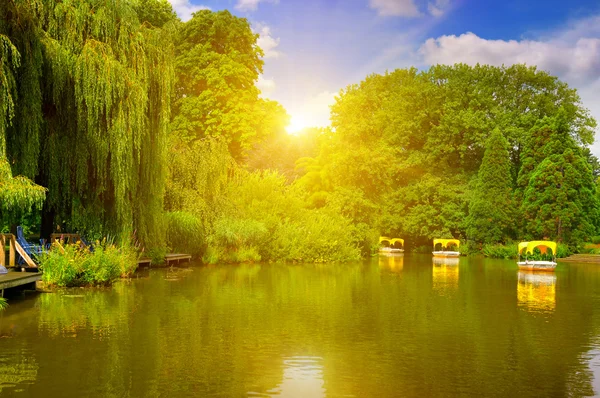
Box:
[520,114,599,243]
[171,10,286,159]
[0,157,46,215]
[304,64,596,245]
[466,128,514,243]
[133,0,178,27]
[1,0,174,253]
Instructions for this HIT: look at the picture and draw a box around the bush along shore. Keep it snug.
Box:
[39,240,138,287]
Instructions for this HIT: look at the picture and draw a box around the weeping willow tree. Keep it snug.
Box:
[0,28,45,223]
[0,0,174,253]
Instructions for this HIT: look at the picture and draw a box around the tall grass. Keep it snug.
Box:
[40,240,138,287]
[166,211,204,257]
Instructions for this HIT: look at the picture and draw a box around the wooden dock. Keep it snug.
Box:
[137,257,152,267]
[165,253,192,266]
[136,254,192,267]
[0,271,41,295]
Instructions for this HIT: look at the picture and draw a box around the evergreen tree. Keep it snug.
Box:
[466,128,514,243]
[520,113,599,243]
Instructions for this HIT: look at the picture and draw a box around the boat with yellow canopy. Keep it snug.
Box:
[432,238,460,258]
[379,237,404,253]
[517,241,557,272]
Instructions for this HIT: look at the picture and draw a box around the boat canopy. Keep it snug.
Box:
[526,241,557,255]
[433,239,460,249]
[518,242,529,254]
[379,237,404,246]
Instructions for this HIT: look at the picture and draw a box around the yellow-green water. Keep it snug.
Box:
[0,255,600,397]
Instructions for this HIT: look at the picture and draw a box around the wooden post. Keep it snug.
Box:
[8,235,15,267]
[0,234,4,267]
[0,234,16,268]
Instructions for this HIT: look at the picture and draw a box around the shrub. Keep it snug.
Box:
[411,245,431,254]
[556,243,571,258]
[203,218,268,263]
[266,209,362,263]
[39,243,86,286]
[461,241,481,256]
[39,240,138,287]
[482,243,518,259]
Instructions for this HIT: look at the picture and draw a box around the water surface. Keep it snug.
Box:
[1,255,600,397]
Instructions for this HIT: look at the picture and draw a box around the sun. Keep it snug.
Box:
[286,114,312,135]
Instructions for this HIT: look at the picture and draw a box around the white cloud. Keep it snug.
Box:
[167,0,209,21]
[257,75,277,97]
[417,14,600,153]
[369,0,421,17]
[255,24,281,59]
[419,32,600,84]
[428,0,449,17]
[235,0,278,12]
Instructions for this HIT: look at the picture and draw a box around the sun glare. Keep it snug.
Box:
[286,114,312,135]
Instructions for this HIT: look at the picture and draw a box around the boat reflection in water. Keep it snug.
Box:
[378,252,404,272]
[432,257,459,293]
[517,271,556,313]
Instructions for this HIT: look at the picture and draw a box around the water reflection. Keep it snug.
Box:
[432,257,459,266]
[378,253,404,272]
[517,271,556,313]
[259,356,325,398]
[0,350,38,394]
[0,257,599,397]
[432,257,459,293]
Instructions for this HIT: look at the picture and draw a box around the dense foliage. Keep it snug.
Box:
[1,0,174,252]
[466,129,514,243]
[171,10,288,160]
[299,65,598,249]
[40,240,138,287]
[2,0,599,263]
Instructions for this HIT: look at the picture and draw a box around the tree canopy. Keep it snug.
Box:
[299,64,598,246]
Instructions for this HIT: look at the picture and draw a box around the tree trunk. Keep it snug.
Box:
[40,200,55,241]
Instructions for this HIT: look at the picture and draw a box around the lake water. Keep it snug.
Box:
[0,255,600,397]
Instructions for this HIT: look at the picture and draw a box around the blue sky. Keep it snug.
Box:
[168,0,600,152]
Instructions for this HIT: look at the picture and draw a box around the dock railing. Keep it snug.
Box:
[1,233,37,268]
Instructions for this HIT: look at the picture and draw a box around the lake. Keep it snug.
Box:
[0,255,600,397]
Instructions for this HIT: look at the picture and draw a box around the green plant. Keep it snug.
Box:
[482,243,518,259]
[461,241,482,256]
[556,243,571,258]
[39,240,138,287]
[39,243,86,286]
[0,297,8,311]
[166,211,204,258]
